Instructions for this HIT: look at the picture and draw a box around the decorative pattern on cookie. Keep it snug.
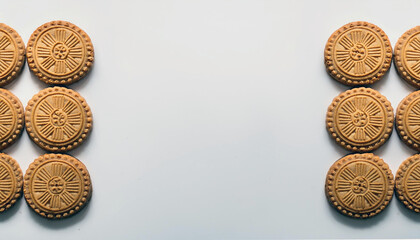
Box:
[326,87,393,152]
[395,91,420,151]
[27,20,94,85]
[324,21,392,86]
[0,89,24,150]
[24,154,92,219]
[395,154,420,212]
[325,153,394,218]
[0,23,25,87]
[0,153,22,212]
[394,26,420,88]
[25,87,92,152]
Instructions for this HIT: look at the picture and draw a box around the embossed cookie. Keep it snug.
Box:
[27,21,94,85]
[0,23,25,86]
[24,154,92,219]
[326,88,393,152]
[395,91,420,151]
[0,89,24,150]
[325,21,392,86]
[395,154,420,212]
[0,153,22,212]
[25,87,92,152]
[325,153,394,218]
[395,26,420,88]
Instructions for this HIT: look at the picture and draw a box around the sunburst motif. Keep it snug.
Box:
[405,36,420,76]
[336,163,384,210]
[36,29,83,75]
[0,34,14,75]
[335,30,382,76]
[32,162,81,210]
[34,95,82,142]
[337,97,383,142]
[408,101,420,139]
[0,163,12,204]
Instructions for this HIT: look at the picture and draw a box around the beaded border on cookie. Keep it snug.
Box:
[325,153,394,218]
[395,26,420,88]
[0,89,24,150]
[326,87,394,152]
[0,153,22,212]
[0,23,25,87]
[25,87,93,152]
[395,154,420,212]
[26,20,94,85]
[23,154,92,219]
[324,21,392,86]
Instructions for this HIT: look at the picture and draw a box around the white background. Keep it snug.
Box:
[1,0,420,239]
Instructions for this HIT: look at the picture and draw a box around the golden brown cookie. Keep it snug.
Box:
[325,153,394,218]
[24,154,92,219]
[394,26,420,88]
[0,153,22,212]
[25,87,92,152]
[0,89,24,150]
[395,91,420,151]
[325,21,392,86]
[27,20,94,85]
[326,87,393,152]
[395,154,420,212]
[0,23,25,87]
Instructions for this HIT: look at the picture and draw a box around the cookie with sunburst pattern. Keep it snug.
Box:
[325,153,394,218]
[25,87,92,152]
[326,87,393,152]
[27,20,94,85]
[395,26,420,88]
[395,154,420,213]
[0,89,24,150]
[325,21,392,86]
[0,23,25,87]
[395,91,420,151]
[24,154,92,219]
[0,153,22,213]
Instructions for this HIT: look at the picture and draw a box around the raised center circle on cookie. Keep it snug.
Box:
[351,109,369,127]
[52,43,69,60]
[48,176,65,194]
[350,43,367,61]
[50,109,67,127]
[352,176,369,194]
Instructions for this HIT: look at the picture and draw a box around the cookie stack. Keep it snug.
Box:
[0,21,93,219]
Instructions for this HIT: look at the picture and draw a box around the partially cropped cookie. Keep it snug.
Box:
[325,153,394,218]
[0,89,24,150]
[27,20,94,85]
[326,88,393,152]
[325,21,392,86]
[395,91,420,151]
[24,154,92,219]
[0,23,25,87]
[395,26,420,88]
[25,87,92,152]
[395,154,420,212]
[0,153,22,212]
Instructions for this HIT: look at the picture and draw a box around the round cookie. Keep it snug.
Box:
[325,153,394,218]
[395,91,420,151]
[326,87,393,152]
[395,26,420,88]
[0,23,25,87]
[0,153,22,212]
[25,87,92,152]
[24,154,92,219]
[395,154,420,212]
[324,21,392,86]
[0,89,24,150]
[27,20,94,85]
